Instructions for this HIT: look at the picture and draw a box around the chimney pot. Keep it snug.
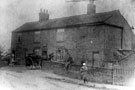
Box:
[40,9,42,12]
[39,9,49,22]
[46,10,48,14]
[87,1,96,15]
[43,9,45,13]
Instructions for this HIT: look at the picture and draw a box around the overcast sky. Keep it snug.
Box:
[0,0,135,51]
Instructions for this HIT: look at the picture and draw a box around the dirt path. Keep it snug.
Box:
[0,66,99,90]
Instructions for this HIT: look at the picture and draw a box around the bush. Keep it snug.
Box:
[2,54,11,65]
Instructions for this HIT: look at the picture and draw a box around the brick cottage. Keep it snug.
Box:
[11,2,135,69]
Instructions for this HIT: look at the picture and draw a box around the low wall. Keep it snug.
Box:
[42,61,113,84]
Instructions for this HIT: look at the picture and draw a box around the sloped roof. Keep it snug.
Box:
[13,10,129,33]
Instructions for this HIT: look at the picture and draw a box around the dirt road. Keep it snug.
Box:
[0,66,100,90]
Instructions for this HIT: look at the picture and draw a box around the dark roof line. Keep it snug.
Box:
[13,10,128,33]
[103,23,123,29]
[16,22,104,33]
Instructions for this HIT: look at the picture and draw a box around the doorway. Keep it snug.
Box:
[92,51,100,68]
[42,46,47,60]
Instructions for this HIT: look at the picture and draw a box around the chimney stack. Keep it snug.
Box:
[87,0,96,15]
[39,9,49,22]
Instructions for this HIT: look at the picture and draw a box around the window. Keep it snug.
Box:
[93,28,100,38]
[56,29,65,42]
[17,33,22,43]
[34,31,40,43]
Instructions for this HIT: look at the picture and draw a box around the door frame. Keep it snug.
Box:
[92,51,100,68]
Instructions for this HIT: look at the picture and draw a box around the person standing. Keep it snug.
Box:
[65,54,73,71]
[10,53,15,67]
[80,62,88,83]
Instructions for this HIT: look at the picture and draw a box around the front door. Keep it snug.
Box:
[92,52,100,68]
[42,46,47,60]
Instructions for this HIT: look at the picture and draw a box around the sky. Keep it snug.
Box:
[0,0,135,51]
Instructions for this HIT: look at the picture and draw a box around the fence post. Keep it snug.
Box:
[112,68,114,84]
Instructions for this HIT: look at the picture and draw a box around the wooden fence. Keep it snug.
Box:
[113,68,135,85]
[42,61,135,86]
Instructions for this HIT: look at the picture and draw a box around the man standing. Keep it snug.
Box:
[65,54,73,71]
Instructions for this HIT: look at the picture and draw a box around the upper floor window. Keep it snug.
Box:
[17,33,22,43]
[93,27,100,38]
[56,29,65,42]
[34,31,41,43]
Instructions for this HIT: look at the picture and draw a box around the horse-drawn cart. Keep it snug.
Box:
[25,54,42,69]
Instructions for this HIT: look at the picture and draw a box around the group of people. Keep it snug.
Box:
[11,51,88,83]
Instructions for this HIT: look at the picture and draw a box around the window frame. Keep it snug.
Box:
[56,29,65,42]
[34,31,41,43]
[17,33,22,43]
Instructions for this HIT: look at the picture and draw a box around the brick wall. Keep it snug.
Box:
[12,24,126,66]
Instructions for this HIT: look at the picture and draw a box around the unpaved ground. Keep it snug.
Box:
[0,66,133,90]
[0,66,99,90]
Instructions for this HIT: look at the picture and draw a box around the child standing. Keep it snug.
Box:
[80,62,88,83]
